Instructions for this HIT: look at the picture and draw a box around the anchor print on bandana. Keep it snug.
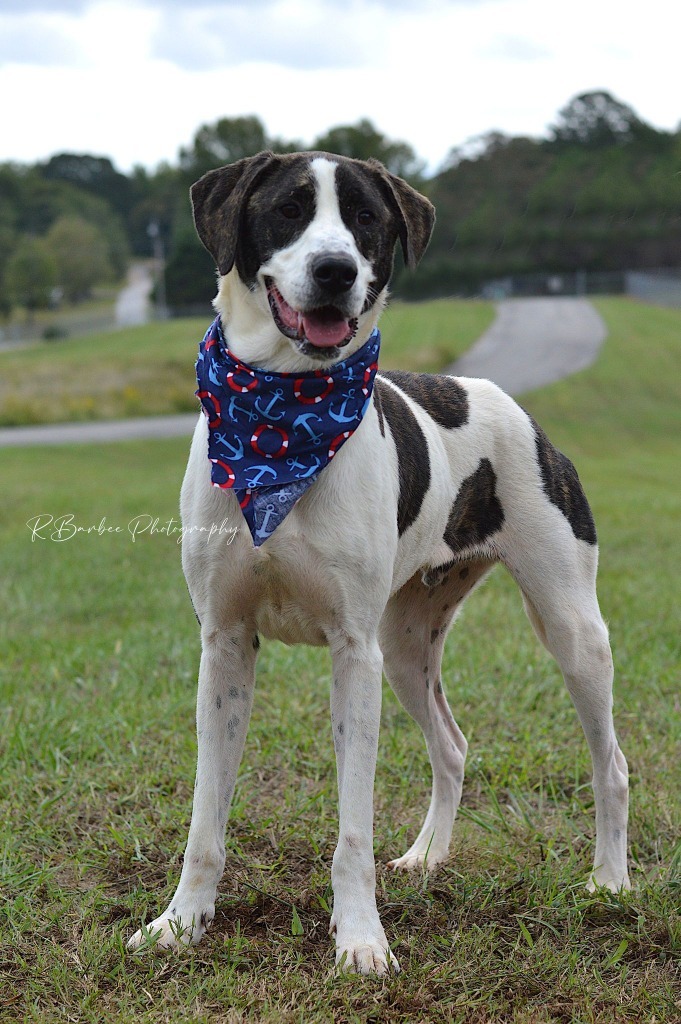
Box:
[195,317,381,545]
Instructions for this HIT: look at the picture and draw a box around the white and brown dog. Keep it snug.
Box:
[128,151,630,975]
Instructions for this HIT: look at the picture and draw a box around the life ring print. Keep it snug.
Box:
[196,390,221,428]
[210,458,235,488]
[294,374,334,404]
[362,362,378,396]
[226,364,258,393]
[251,423,290,458]
[328,430,353,459]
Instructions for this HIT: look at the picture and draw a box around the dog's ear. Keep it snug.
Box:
[367,160,435,269]
[191,151,276,276]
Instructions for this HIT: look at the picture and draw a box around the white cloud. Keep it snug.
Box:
[483,34,550,61]
[0,0,482,14]
[0,0,88,10]
[151,0,381,71]
[0,0,678,174]
[0,12,83,65]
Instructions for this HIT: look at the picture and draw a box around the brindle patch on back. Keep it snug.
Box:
[381,371,469,429]
[443,458,504,555]
[531,418,597,545]
[374,379,430,536]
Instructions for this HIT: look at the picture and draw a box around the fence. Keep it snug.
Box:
[481,269,681,307]
[624,270,681,307]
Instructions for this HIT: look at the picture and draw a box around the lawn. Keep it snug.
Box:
[2,289,120,346]
[0,298,493,427]
[0,298,679,1022]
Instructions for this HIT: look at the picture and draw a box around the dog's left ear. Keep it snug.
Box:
[367,160,435,269]
[191,151,276,276]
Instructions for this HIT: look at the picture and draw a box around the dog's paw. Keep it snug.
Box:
[330,911,400,977]
[387,846,449,873]
[586,869,631,894]
[335,941,400,976]
[127,905,214,952]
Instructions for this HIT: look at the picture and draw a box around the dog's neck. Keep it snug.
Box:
[213,271,387,374]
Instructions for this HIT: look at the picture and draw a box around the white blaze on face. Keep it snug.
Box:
[307,158,357,256]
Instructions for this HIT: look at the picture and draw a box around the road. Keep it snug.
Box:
[448,296,606,396]
[0,413,199,448]
[0,298,606,447]
[115,263,154,327]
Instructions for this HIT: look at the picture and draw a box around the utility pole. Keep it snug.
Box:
[147,220,168,319]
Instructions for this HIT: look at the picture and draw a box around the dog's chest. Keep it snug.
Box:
[249,543,331,646]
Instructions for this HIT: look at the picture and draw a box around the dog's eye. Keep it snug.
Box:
[279,202,302,220]
[357,209,375,226]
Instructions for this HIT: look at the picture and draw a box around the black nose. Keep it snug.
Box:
[311,255,358,295]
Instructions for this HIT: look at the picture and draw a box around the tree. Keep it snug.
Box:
[164,227,217,312]
[178,116,300,181]
[41,153,132,220]
[312,119,425,182]
[550,91,645,148]
[45,216,112,302]
[5,237,57,316]
[401,92,681,300]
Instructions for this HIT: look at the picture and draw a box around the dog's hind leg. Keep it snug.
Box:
[379,559,493,871]
[505,535,630,892]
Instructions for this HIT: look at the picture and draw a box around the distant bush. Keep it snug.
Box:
[42,324,69,341]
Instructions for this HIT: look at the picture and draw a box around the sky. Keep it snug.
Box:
[1,0,679,175]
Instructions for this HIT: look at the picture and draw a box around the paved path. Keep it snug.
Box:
[448,296,606,396]
[0,413,199,448]
[0,298,606,447]
[115,263,154,327]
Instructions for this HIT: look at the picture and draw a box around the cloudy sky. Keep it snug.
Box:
[1,0,679,174]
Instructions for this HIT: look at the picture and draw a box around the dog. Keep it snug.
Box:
[128,151,630,975]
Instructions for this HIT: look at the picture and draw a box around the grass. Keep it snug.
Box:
[0,297,679,1022]
[0,298,493,427]
[2,289,120,344]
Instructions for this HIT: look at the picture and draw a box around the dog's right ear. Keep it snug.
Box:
[191,151,276,276]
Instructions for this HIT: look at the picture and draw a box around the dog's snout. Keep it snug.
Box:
[312,255,358,296]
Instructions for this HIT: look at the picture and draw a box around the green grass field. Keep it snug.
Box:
[0,299,493,427]
[0,298,679,1022]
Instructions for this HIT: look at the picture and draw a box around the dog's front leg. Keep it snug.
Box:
[328,636,398,975]
[128,625,257,951]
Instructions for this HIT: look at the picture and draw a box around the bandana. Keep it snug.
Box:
[195,317,380,545]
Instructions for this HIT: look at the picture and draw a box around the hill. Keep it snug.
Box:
[404,106,681,296]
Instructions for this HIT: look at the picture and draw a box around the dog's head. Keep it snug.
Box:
[191,151,435,369]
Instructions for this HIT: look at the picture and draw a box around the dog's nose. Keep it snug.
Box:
[312,256,358,295]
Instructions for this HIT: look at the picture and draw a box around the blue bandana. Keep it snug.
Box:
[195,317,380,545]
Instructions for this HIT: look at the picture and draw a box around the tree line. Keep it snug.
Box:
[1,91,679,318]
[411,92,681,298]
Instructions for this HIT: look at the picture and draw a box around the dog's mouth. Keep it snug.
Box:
[266,280,358,353]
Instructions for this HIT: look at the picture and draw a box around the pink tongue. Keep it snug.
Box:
[302,313,350,348]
